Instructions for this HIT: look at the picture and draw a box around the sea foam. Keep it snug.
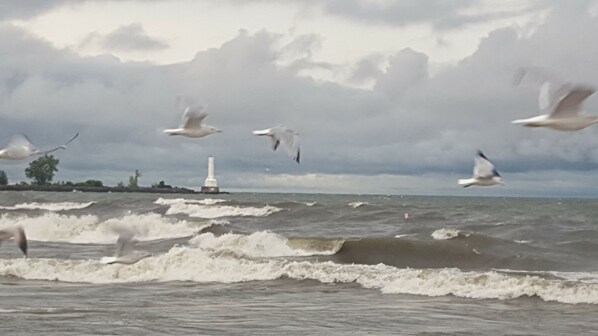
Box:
[431,228,470,240]
[0,212,205,244]
[2,251,598,304]
[0,202,94,211]
[348,202,369,209]
[189,231,340,258]
[156,198,281,218]
[155,198,226,206]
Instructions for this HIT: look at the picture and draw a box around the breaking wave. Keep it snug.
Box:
[189,231,343,258]
[1,249,597,304]
[156,198,282,218]
[0,202,94,211]
[348,202,369,209]
[0,213,207,244]
[431,228,471,240]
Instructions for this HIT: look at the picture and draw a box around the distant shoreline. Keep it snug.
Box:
[0,185,228,194]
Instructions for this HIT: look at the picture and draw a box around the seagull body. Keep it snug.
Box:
[253,125,300,163]
[163,106,221,138]
[0,226,28,257]
[100,227,150,265]
[458,150,503,187]
[512,68,598,131]
[0,133,79,160]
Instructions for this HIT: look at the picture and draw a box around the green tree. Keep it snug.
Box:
[128,169,141,188]
[0,170,7,185]
[151,180,172,189]
[25,155,59,185]
[82,180,103,187]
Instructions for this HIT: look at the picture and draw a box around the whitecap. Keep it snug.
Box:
[394,234,417,238]
[0,212,205,244]
[154,197,226,206]
[349,202,368,209]
[155,197,280,218]
[164,202,281,219]
[0,202,94,211]
[3,252,598,304]
[431,228,469,240]
[189,231,339,257]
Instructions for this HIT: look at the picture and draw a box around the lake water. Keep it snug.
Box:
[1,191,597,335]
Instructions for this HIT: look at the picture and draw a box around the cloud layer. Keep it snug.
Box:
[1,1,598,196]
[81,23,169,51]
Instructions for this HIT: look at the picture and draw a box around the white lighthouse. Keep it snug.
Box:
[201,156,220,193]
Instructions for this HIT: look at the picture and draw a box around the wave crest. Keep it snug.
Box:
[431,228,471,240]
[3,254,598,304]
[0,213,204,243]
[348,202,369,209]
[0,202,94,211]
[157,198,281,218]
[155,198,226,206]
[189,231,341,257]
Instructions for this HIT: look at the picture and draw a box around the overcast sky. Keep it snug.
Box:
[1,0,598,197]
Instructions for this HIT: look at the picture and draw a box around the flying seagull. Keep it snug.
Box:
[253,125,300,163]
[512,67,598,131]
[163,105,221,138]
[458,150,503,187]
[0,132,79,160]
[0,226,28,257]
[100,226,151,265]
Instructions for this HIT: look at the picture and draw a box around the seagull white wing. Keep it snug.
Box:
[515,67,567,111]
[278,129,300,163]
[253,127,281,151]
[182,107,207,130]
[7,134,36,151]
[41,132,79,155]
[0,226,28,256]
[515,67,595,118]
[254,125,300,162]
[549,86,595,118]
[101,226,150,264]
[473,151,498,178]
[112,226,136,257]
[0,135,37,159]
[538,81,553,112]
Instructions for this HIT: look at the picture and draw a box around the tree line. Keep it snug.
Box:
[0,155,173,189]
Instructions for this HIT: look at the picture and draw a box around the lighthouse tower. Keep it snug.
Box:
[201,156,220,194]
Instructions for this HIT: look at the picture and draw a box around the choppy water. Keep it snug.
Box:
[1,191,598,335]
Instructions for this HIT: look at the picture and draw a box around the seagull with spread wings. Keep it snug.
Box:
[253,125,300,163]
[458,150,503,188]
[163,105,221,138]
[100,226,151,265]
[0,133,79,160]
[512,67,598,131]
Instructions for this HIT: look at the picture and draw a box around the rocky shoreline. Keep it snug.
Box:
[0,184,227,194]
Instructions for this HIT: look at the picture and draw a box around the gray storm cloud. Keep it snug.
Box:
[0,2,598,196]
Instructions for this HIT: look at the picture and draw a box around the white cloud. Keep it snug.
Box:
[80,22,169,51]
